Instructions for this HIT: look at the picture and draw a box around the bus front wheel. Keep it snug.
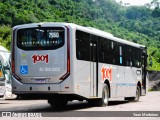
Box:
[125,86,140,102]
[134,86,140,101]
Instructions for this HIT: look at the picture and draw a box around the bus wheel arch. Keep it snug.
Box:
[134,82,141,101]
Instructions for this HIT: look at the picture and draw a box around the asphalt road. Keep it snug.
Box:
[0,91,160,120]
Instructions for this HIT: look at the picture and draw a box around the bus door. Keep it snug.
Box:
[90,40,98,97]
[142,50,148,95]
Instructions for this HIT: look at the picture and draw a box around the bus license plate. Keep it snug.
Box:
[35,79,46,83]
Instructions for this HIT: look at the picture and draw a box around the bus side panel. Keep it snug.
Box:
[98,63,117,98]
[60,29,74,94]
[60,76,74,94]
[117,66,126,97]
[133,67,142,93]
[125,67,137,97]
[74,60,90,98]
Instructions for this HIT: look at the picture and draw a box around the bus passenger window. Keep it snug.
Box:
[110,41,118,65]
[98,37,110,64]
[119,46,123,65]
[124,45,133,67]
[132,48,142,68]
[76,30,90,61]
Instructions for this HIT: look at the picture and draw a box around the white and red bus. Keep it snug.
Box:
[11,22,148,108]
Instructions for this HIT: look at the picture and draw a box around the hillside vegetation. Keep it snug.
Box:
[0,0,160,70]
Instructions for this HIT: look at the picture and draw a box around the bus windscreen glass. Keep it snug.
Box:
[17,27,65,50]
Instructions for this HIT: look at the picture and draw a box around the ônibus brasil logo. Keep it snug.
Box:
[32,54,49,64]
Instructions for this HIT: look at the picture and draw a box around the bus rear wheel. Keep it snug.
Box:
[134,86,140,101]
[88,84,109,107]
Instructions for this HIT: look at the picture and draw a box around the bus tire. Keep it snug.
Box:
[88,85,109,107]
[125,86,140,102]
[98,84,109,107]
[134,86,140,102]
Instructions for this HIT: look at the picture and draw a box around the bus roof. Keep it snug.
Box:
[70,23,146,49]
[13,22,146,49]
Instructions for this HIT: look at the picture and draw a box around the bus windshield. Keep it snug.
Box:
[17,27,65,50]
